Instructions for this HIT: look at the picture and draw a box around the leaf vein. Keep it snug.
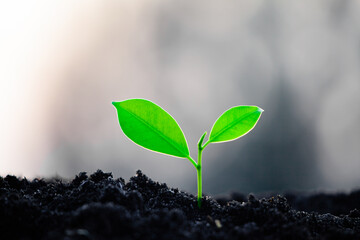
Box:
[210,110,260,142]
[121,107,188,158]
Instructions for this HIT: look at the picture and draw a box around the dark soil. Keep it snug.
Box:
[0,170,359,239]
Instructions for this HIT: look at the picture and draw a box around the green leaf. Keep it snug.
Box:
[209,105,263,143]
[112,99,190,158]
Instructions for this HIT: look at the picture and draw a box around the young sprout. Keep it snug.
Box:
[112,99,263,208]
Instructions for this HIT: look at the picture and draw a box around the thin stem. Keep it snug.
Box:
[201,140,210,149]
[196,132,209,208]
[186,155,198,169]
[197,148,203,208]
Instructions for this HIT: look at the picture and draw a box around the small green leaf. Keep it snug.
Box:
[209,105,263,143]
[112,99,190,158]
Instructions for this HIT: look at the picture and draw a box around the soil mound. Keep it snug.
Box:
[0,170,359,239]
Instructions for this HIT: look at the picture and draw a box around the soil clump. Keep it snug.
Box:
[0,170,359,239]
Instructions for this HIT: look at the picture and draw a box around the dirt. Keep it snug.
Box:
[0,170,359,239]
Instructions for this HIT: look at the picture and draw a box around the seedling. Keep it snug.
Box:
[112,99,263,208]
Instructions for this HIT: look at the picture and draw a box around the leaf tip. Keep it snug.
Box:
[112,101,119,107]
[258,107,264,113]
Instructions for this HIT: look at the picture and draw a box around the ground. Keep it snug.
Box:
[0,170,359,239]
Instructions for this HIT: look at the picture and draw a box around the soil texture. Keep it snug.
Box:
[0,170,359,239]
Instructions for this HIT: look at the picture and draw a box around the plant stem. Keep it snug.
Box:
[186,156,198,169]
[196,132,209,208]
[197,148,202,208]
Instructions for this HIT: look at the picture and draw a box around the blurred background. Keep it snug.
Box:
[1,0,359,195]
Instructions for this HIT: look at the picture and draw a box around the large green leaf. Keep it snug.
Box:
[112,99,190,158]
[209,105,263,143]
